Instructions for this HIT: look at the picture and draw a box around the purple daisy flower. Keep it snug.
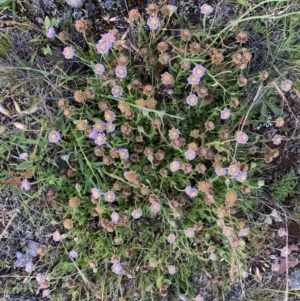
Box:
[101,33,116,45]
[270,209,283,222]
[94,63,105,76]
[185,186,198,198]
[118,148,129,160]
[53,230,62,242]
[94,133,107,146]
[184,228,195,238]
[105,122,116,133]
[222,227,234,237]
[93,121,106,133]
[150,201,161,213]
[281,79,292,92]
[187,74,201,85]
[96,40,110,54]
[61,154,70,161]
[281,246,290,257]
[186,94,199,106]
[167,233,176,244]
[168,127,180,140]
[48,130,61,143]
[215,166,227,176]
[278,228,287,237]
[91,188,101,199]
[192,65,206,78]
[89,129,99,139]
[264,215,272,225]
[200,4,214,15]
[111,85,123,97]
[36,273,46,284]
[238,228,250,237]
[236,171,247,182]
[111,212,119,223]
[104,110,116,122]
[179,295,187,301]
[25,262,33,273]
[115,66,127,78]
[168,264,176,275]
[210,252,217,262]
[196,294,204,301]
[104,191,116,203]
[184,149,196,161]
[46,26,55,38]
[271,263,280,272]
[166,5,177,14]
[170,160,181,172]
[42,290,49,298]
[63,46,75,59]
[272,134,282,145]
[112,263,123,274]
[21,179,30,191]
[236,131,249,144]
[228,164,240,177]
[147,17,161,30]
[19,152,28,160]
[69,250,78,258]
[220,108,231,120]
[131,209,142,219]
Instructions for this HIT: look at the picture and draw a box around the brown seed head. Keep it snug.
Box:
[225,191,237,207]
[74,90,85,103]
[58,98,68,108]
[94,146,103,157]
[98,101,111,111]
[180,60,191,70]
[69,197,80,208]
[135,98,146,107]
[146,3,159,14]
[236,31,248,43]
[189,42,201,53]
[145,98,157,109]
[180,29,191,41]
[157,41,169,52]
[84,87,95,98]
[63,107,73,118]
[63,219,73,230]
[75,19,92,33]
[138,47,148,58]
[259,70,269,81]
[117,54,129,66]
[205,121,215,131]
[158,52,171,65]
[196,163,206,174]
[143,84,154,95]
[275,117,284,127]
[131,79,141,90]
[128,9,141,21]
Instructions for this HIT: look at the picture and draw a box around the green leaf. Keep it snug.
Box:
[156,275,164,289]
[16,161,33,170]
[237,0,250,7]
[266,102,282,116]
[44,16,50,30]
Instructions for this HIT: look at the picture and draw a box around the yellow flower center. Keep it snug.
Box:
[97,136,103,142]
[196,69,203,75]
[65,49,71,56]
[230,167,236,173]
[204,5,210,11]
[54,233,60,239]
[284,82,291,88]
[107,194,112,200]
[50,134,57,140]
[224,112,230,117]
[191,191,197,197]
[118,69,124,74]
[191,76,197,82]
[114,88,120,94]
[190,96,196,103]
[150,19,157,25]
[96,66,102,71]
[171,163,177,169]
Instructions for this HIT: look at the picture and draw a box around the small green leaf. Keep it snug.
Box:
[17,161,33,170]
[44,16,50,30]
[156,275,164,289]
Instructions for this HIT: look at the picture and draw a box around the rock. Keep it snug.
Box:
[65,0,85,8]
